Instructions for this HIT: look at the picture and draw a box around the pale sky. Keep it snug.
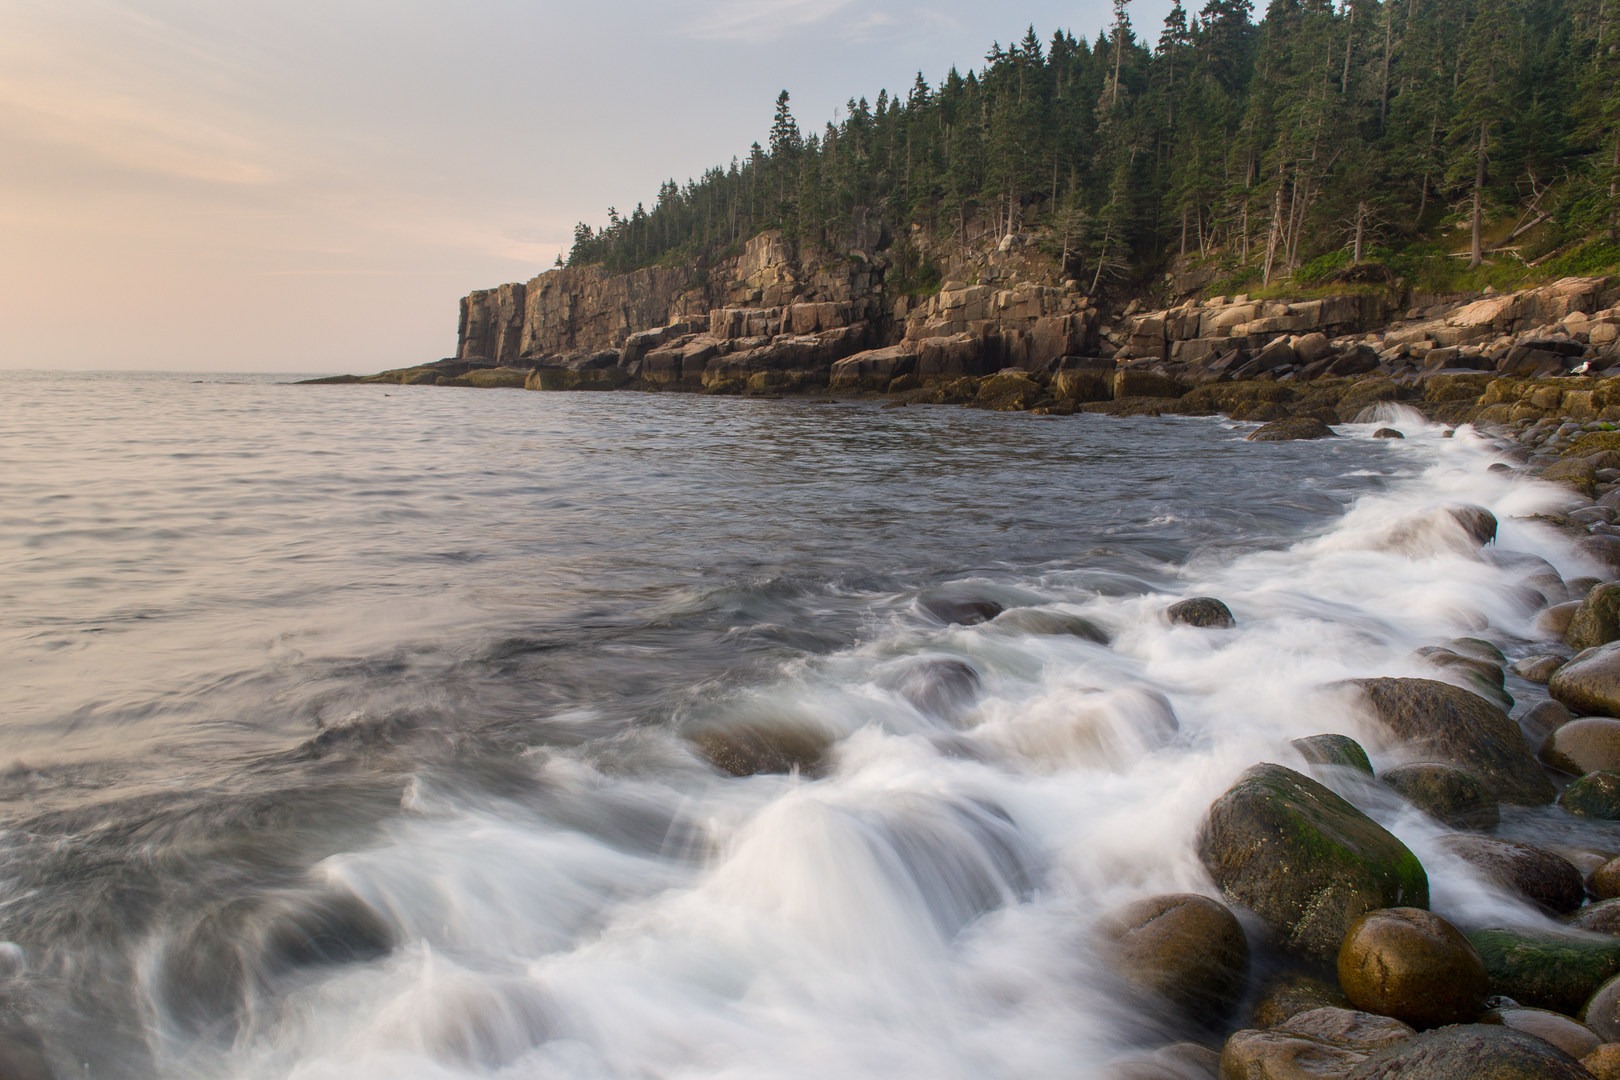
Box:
[1,0,1169,373]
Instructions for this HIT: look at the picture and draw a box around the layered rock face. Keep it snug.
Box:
[452,229,1101,393]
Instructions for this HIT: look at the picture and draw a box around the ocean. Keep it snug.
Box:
[0,371,1596,1077]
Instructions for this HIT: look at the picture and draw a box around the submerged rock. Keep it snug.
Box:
[990,607,1111,643]
[1336,908,1488,1029]
[688,719,834,777]
[1094,893,1250,1026]
[1166,597,1237,629]
[1439,835,1585,914]
[1382,762,1498,829]
[878,657,982,724]
[917,592,1005,626]
[1350,679,1555,806]
[1197,763,1428,960]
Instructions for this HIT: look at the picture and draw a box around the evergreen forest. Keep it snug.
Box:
[564,0,1620,295]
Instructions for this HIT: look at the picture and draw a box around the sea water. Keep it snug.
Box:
[0,371,1603,1078]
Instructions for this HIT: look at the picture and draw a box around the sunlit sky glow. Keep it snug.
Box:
[2,0,1168,372]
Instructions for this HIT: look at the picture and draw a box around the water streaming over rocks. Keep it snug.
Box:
[0,372,1607,1078]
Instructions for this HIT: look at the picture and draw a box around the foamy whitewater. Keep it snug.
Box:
[0,372,1605,1078]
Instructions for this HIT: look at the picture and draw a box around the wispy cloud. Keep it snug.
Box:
[685,0,860,42]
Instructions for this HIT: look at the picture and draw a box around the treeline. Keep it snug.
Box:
[565,0,1620,289]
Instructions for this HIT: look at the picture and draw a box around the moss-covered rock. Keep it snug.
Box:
[1562,771,1620,820]
[1467,926,1620,1014]
[1544,458,1602,497]
[1351,678,1555,806]
[1197,763,1428,960]
[1336,379,1410,423]
[1566,431,1620,458]
[1294,734,1376,776]
[447,366,529,388]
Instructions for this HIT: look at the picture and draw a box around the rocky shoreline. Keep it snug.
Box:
[1086,424,1620,1078]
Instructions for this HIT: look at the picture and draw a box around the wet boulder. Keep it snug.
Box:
[1579,537,1620,577]
[1219,1008,1414,1080]
[1586,1043,1620,1080]
[1373,428,1406,439]
[688,718,834,777]
[1467,926,1620,1014]
[1247,417,1339,442]
[1520,699,1575,747]
[1294,734,1376,776]
[1480,1005,1602,1060]
[1438,835,1585,915]
[1350,679,1555,806]
[1592,858,1620,901]
[1569,584,1620,651]
[1336,908,1489,1029]
[1553,644,1620,718]
[1166,597,1236,629]
[1197,763,1429,960]
[1570,899,1620,935]
[1248,972,1352,1028]
[1587,973,1620,1041]
[1563,772,1620,820]
[1542,718,1620,776]
[1094,893,1250,1026]
[1381,763,1498,829]
[878,657,982,724]
[1346,1023,1594,1079]
[1510,655,1565,684]
[917,590,1005,626]
[990,607,1111,643]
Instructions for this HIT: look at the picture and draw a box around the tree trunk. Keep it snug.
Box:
[1470,121,1487,267]
[1341,1,1356,95]
[1353,201,1367,264]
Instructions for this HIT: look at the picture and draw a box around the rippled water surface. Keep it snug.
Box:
[0,371,1597,1078]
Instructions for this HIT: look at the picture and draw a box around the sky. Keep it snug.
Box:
[1,0,1172,373]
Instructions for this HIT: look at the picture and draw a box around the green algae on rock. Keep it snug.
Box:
[1198,763,1428,961]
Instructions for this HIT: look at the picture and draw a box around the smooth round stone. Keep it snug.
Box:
[1542,717,1620,775]
[1570,584,1620,651]
[1541,600,1586,639]
[1592,857,1620,901]
[1441,835,1587,914]
[1374,428,1405,439]
[1520,699,1575,746]
[1166,597,1236,629]
[1570,899,1620,935]
[1247,973,1349,1029]
[1094,893,1250,1025]
[1562,771,1620,820]
[1587,973,1620,1041]
[1383,762,1499,829]
[1337,907,1489,1029]
[1347,1023,1593,1078]
[1511,654,1566,684]
[1481,1005,1603,1059]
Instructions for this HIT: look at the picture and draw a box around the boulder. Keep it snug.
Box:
[1218,1028,1372,1079]
[1374,428,1406,439]
[990,607,1111,643]
[1468,926,1620,1014]
[1510,655,1565,684]
[1347,1023,1594,1079]
[1094,893,1250,1025]
[1586,1043,1620,1080]
[1337,908,1489,1028]
[1197,763,1428,960]
[688,719,834,778]
[1248,417,1339,442]
[1520,699,1575,746]
[877,658,982,724]
[1249,972,1352,1028]
[1570,899,1620,934]
[1480,1006,1602,1060]
[1569,585,1620,651]
[1592,857,1620,901]
[1579,537,1620,577]
[1381,763,1499,829]
[1542,717,1620,776]
[1295,734,1376,776]
[1167,597,1237,629]
[1351,679,1555,806]
[918,591,1005,626]
[1589,973,1620,1041]
[1562,772,1620,820]
[1439,835,1585,914]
